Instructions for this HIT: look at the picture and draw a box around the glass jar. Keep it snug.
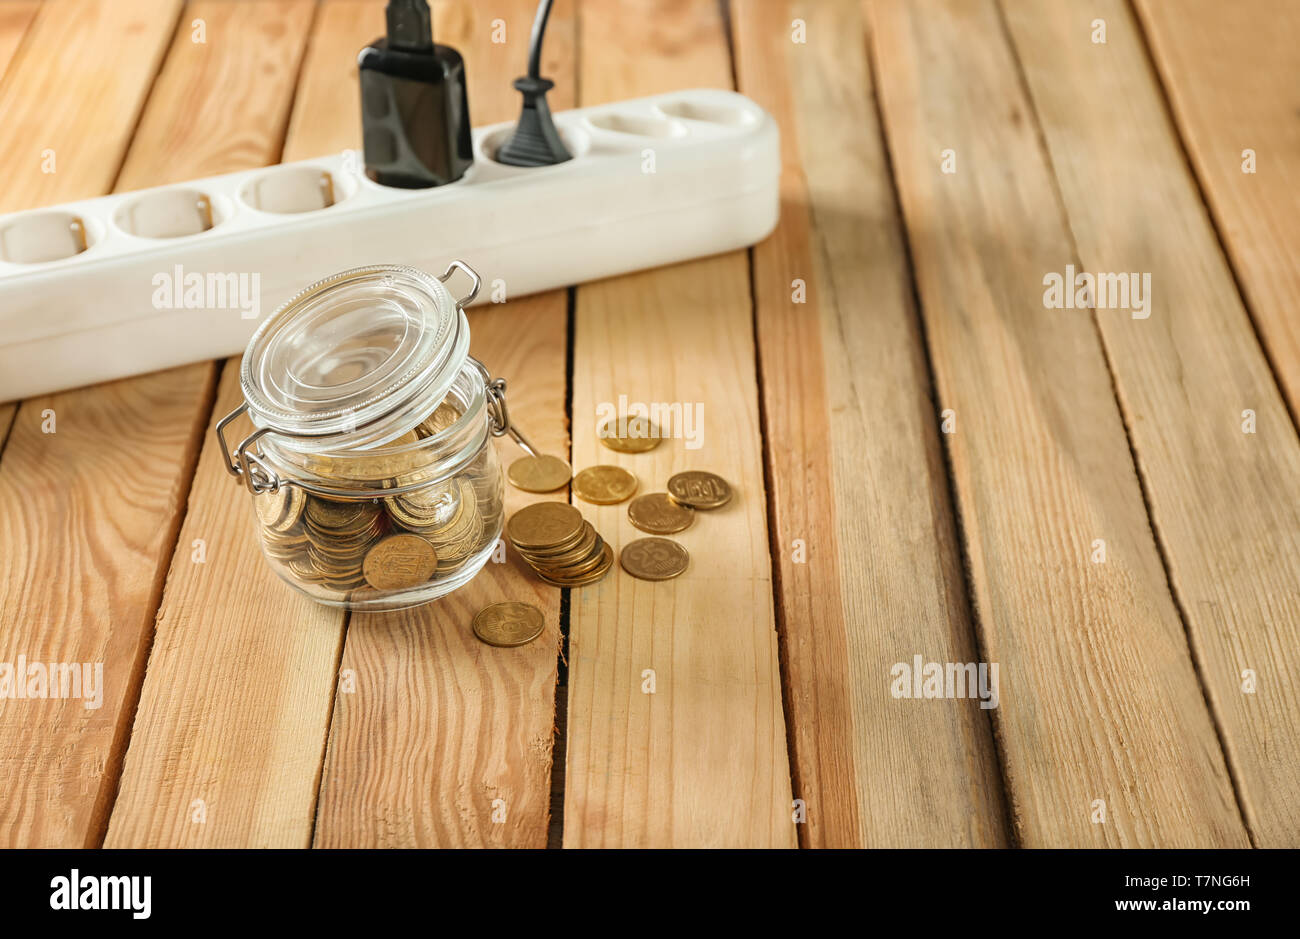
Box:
[216,262,537,611]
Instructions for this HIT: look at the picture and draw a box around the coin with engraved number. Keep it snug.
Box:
[362,533,439,590]
[572,465,638,505]
[506,502,585,550]
[666,470,733,510]
[627,492,694,534]
[620,537,690,581]
[507,454,572,492]
[472,601,546,647]
[597,417,662,453]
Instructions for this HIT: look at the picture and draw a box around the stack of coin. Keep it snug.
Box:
[506,502,613,587]
[302,498,389,591]
[256,485,309,565]
[384,476,485,575]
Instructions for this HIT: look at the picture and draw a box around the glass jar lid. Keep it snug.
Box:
[240,264,470,450]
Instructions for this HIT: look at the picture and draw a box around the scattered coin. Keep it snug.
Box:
[572,465,638,504]
[620,537,690,581]
[597,417,662,453]
[627,492,694,534]
[507,453,573,492]
[666,470,733,510]
[362,533,439,590]
[506,502,585,550]
[472,601,546,647]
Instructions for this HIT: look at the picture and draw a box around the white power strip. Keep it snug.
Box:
[0,88,779,401]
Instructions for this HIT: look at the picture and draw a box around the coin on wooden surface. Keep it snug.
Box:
[533,543,615,587]
[620,537,690,581]
[506,501,585,550]
[572,465,638,504]
[362,533,438,590]
[627,492,694,534]
[597,417,662,453]
[666,470,733,510]
[472,601,546,647]
[507,454,572,492]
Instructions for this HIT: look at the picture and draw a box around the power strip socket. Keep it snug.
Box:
[0,88,779,401]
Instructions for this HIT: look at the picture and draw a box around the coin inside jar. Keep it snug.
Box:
[363,533,439,590]
[627,492,694,534]
[472,601,546,647]
[597,416,662,453]
[666,470,733,510]
[572,465,638,504]
[620,537,690,581]
[507,454,572,493]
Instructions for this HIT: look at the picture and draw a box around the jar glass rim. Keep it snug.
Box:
[259,356,490,498]
[239,264,469,449]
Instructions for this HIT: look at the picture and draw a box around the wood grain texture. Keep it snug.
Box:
[100,0,326,848]
[563,0,795,848]
[312,0,574,848]
[1003,0,1300,847]
[1134,0,1300,419]
[732,0,1007,848]
[865,0,1247,847]
[0,0,196,849]
[0,0,181,213]
[0,2,38,86]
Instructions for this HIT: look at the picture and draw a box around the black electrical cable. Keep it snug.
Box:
[527,0,554,79]
[496,0,571,167]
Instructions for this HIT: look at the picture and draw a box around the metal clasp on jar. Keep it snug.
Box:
[216,260,535,494]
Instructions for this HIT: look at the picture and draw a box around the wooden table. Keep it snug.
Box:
[0,0,1296,849]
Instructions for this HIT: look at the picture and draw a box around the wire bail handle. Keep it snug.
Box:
[216,260,537,493]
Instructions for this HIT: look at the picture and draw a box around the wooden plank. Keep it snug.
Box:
[563,0,795,848]
[281,0,381,162]
[96,0,323,848]
[0,0,180,213]
[0,0,189,850]
[1134,0,1300,419]
[730,0,1007,847]
[0,2,38,86]
[1003,0,1300,847]
[310,0,575,848]
[864,0,1248,847]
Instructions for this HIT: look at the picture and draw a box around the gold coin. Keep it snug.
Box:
[620,537,690,581]
[306,497,378,532]
[256,488,289,528]
[666,470,733,510]
[362,533,438,590]
[506,502,584,550]
[507,454,572,493]
[534,544,615,587]
[627,492,694,534]
[597,417,662,453]
[417,401,463,437]
[472,601,546,647]
[572,465,638,504]
[518,522,599,566]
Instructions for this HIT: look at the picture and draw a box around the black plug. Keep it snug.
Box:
[496,0,571,167]
[359,0,473,188]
